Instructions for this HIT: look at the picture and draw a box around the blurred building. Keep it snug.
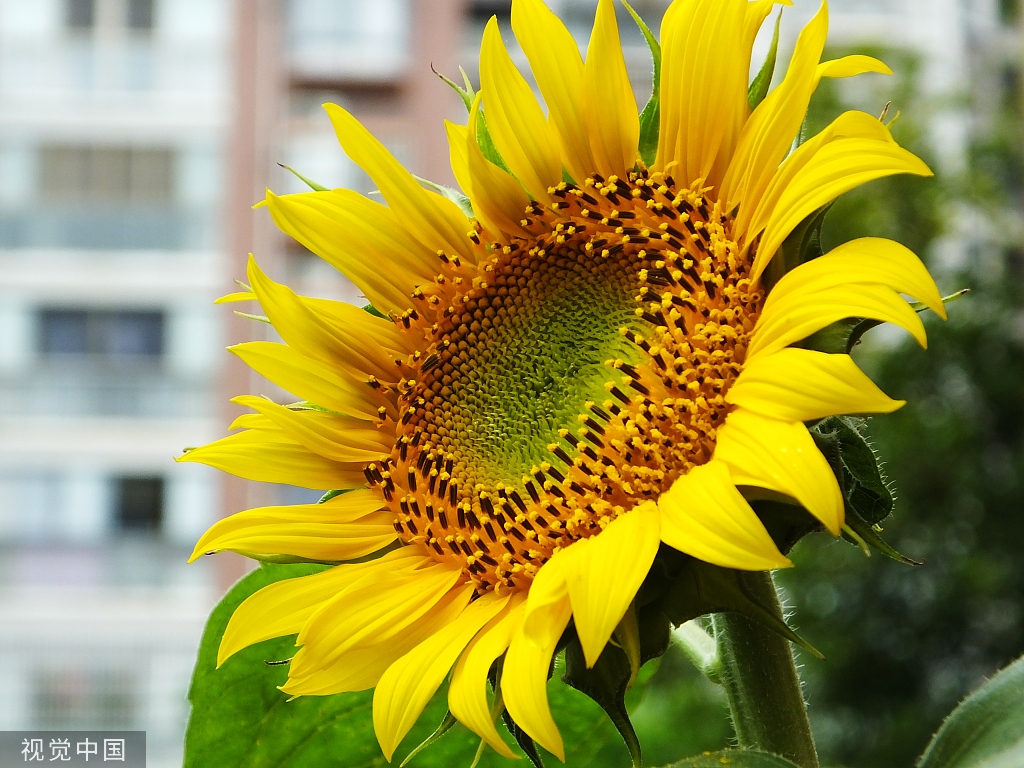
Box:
[0,0,228,764]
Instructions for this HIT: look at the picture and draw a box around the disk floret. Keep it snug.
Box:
[365,170,764,594]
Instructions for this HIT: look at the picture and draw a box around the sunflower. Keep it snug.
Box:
[182,0,944,761]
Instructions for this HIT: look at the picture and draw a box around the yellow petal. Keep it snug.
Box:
[189,489,397,564]
[323,103,474,262]
[748,113,932,281]
[748,236,942,359]
[449,598,526,759]
[511,0,593,182]
[246,257,402,382]
[445,120,473,201]
[763,236,946,318]
[465,93,533,239]
[723,3,829,220]
[479,17,563,200]
[562,501,660,667]
[217,548,426,666]
[502,593,572,761]
[658,460,791,570]
[715,409,844,534]
[656,0,748,187]
[177,428,366,490]
[232,395,391,464]
[285,580,473,696]
[751,284,927,358]
[229,341,392,421]
[726,347,903,422]
[818,54,891,79]
[373,593,510,761]
[582,0,639,179]
[264,191,415,315]
[294,562,464,670]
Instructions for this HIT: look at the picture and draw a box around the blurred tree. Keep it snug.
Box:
[775,47,1024,768]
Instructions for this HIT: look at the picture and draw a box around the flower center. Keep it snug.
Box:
[368,170,764,594]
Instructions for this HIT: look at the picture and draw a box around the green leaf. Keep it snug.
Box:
[186,562,645,768]
[917,655,1024,768]
[363,303,388,319]
[748,11,782,111]
[659,748,802,767]
[623,0,661,167]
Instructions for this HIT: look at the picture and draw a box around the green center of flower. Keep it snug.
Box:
[414,240,641,488]
[369,171,764,595]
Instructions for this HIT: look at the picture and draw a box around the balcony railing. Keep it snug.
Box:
[0,37,226,97]
[0,205,217,251]
[0,362,214,419]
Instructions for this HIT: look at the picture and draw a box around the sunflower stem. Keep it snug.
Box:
[712,571,819,768]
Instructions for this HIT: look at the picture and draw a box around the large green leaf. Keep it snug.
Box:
[185,562,644,768]
[917,655,1024,768]
[659,749,801,767]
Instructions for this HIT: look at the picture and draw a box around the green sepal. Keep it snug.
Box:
[747,11,782,111]
[916,654,1024,768]
[476,110,511,173]
[761,203,831,290]
[277,162,328,192]
[318,489,349,503]
[812,415,894,526]
[239,552,347,565]
[500,707,545,768]
[659,558,824,660]
[843,516,923,566]
[560,606,667,768]
[623,0,661,167]
[234,311,271,324]
[562,639,642,768]
[811,416,925,565]
[662,749,803,768]
[362,303,388,319]
[435,65,476,114]
[415,174,474,217]
[400,711,459,768]
[752,498,822,557]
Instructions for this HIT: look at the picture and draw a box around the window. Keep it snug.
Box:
[114,477,164,533]
[126,0,155,30]
[38,310,165,358]
[33,667,137,729]
[66,0,96,29]
[39,145,175,204]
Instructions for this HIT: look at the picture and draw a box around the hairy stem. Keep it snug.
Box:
[711,571,819,768]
